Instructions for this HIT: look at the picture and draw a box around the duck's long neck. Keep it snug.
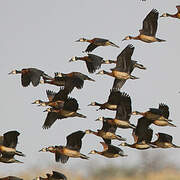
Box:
[16,70,22,74]
[76,56,88,61]
[95,102,103,106]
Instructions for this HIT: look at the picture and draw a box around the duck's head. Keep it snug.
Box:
[95,116,104,121]
[96,70,105,75]
[75,38,87,42]
[88,150,97,154]
[160,13,168,17]
[85,129,93,134]
[122,36,132,41]
[32,100,43,104]
[69,56,78,62]
[8,69,18,75]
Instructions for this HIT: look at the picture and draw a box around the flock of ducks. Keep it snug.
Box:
[1,4,180,180]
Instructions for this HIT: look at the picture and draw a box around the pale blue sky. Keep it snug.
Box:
[0,0,180,178]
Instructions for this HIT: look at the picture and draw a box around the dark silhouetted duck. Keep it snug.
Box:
[32,89,68,109]
[120,127,153,150]
[151,133,180,148]
[85,120,126,144]
[39,131,89,164]
[0,176,23,180]
[42,72,94,94]
[34,171,67,180]
[43,98,86,129]
[75,37,119,52]
[69,54,112,73]
[0,130,25,163]
[119,117,154,150]
[88,88,123,111]
[109,45,145,89]
[89,142,127,158]
[96,92,135,129]
[161,6,180,19]
[8,68,52,87]
[122,9,165,43]
[131,103,176,127]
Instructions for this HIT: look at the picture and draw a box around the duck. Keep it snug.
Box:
[43,98,86,129]
[75,37,119,52]
[151,133,180,148]
[0,130,25,163]
[8,68,52,87]
[85,120,126,144]
[89,142,127,158]
[39,131,89,164]
[160,6,180,19]
[41,72,94,94]
[122,9,165,43]
[119,117,154,150]
[34,171,67,180]
[131,103,176,127]
[69,54,105,73]
[32,89,68,109]
[88,88,123,111]
[120,127,154,150]
[96,92,136,129]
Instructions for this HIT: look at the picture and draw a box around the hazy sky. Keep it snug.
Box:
[1,0,180,177]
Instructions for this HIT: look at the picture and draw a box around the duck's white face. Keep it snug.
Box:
[40,102,46,107]
[32,100,41,104]
[161,13,167,17]
[55,72,62,77]
[131,111,138,115]
[70,56,77,61]
[88,150,96,154]
[96,70,104,75]
[119,142,126,146]
[40,79,44,84]
[89,102,96,106]
[79,38,85,42]
[104,60,110,64]
[8,70,17,74]
[85,129,91,134]
[124,36,131,40]
[98,116,104,121]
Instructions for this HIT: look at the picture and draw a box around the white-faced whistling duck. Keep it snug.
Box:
[119,117,153,150]
[75,37,119,53]
[8,68,53,87]
[41,72,94,94]
[96,46,139,84]
[131,103,176,127]
[151,133,180,148]
[120,126,154,150]
[122,9,166,43]
[69,54,114,73]
[85,120,126,144]
[39,131,89,164]
[161,6,180,19]
[96,92,136,129]
[32,89,68,109]
[0,176,23,180]
[88,88,123,111]
[106,44,142,89]
[34,171,67,180]
[43,98,86,129]
[0,130,25,163]
[88,142,127,158]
